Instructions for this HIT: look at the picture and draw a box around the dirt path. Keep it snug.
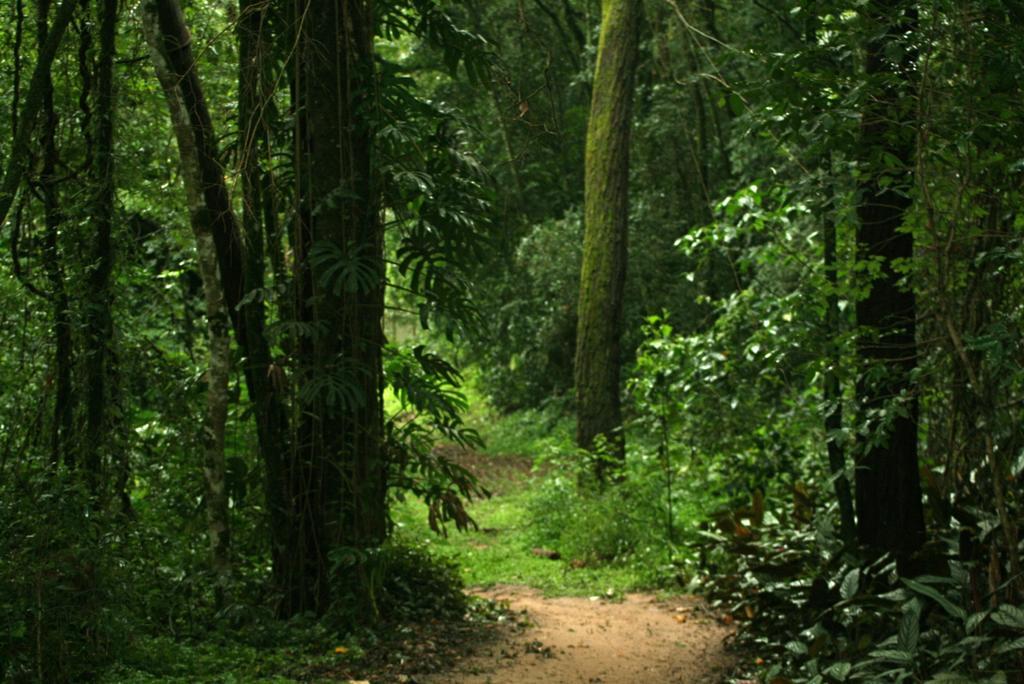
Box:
[417,585,735,683]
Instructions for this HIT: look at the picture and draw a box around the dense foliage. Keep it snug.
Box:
[1,0,1022,681]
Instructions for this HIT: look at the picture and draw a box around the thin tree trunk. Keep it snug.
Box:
[36,0,76,473]
[823,179,855,545]
[574,0,639,482]
[854,0,924,559]
[0,0,77,230]
[142,0,240,603]
[83,0,118,498]
[143,0,292,610]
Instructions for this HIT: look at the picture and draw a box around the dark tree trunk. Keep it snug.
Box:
[824,185,855,546]
[854,0,925,558]
[0,0,77,229]
[83,0,118,497]
[287,0,386,619]
[574,0,639,482]
[35,0,76,473]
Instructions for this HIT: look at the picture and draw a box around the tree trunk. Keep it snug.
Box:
[854,0,925,558]
[83,0,118,499]
[145,5,292,594]
[35,0,76,473]
[823,180,855,545]
[287,0,387,619]
[574,0,639,482]
[142,2,233,602]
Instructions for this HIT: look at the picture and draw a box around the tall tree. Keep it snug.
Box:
[35,0,76,472]
[0,0,77,229]
[142,0,233,605]
[574,0,639,481]
[853,0,925,557]
[288,0,386,618]
[83,0,118,499]
[141,0,291,609]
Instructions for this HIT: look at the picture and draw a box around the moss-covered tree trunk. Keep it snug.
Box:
[574,0,639,481]
[854,0,925,558]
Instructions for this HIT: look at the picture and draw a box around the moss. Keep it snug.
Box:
[575,0,641,470]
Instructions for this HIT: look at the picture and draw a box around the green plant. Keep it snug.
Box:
[0,470,129,681]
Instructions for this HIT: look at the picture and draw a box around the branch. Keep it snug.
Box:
[0,0,78,231]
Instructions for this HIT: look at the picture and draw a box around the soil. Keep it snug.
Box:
[415,584,736,684]
[328,446,737,683]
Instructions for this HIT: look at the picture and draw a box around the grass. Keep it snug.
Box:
[391,368,646,594]
[385,362,720,597]
[392,482,653,596]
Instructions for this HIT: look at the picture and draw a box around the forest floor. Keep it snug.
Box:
[416,584,734,683]
[390,445,737,684]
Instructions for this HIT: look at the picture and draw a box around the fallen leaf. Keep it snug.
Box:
[674,614,687,624]
[334,646,349,654]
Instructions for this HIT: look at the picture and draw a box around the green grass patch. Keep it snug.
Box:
[392,481,653,596]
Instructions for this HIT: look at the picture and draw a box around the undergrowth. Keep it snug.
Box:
[700,489,1024,684]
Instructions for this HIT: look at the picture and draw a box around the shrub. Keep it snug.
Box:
[0,471,128,682]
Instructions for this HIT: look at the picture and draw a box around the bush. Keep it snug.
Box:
[378,543,468,623]
[0,471,129,682]
[523,441,709,586]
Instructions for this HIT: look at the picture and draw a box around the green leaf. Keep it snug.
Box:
[786,639,809,654]
[899,598,921,652]
[728,93,745,116]
[840,568,860,600]
[824,661,852,680]
[901,577,966,620]
[991,604,1024,630]
[994,637,1024,654]
[937,675,1007,684]
[868,648,913,664]
[926,675,980,684]
[966,610,990,633]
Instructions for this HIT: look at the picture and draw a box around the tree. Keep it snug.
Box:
[574,0,639,481]
[288,0,386,618]
[142,0,234,606]
[0,0,76,229]
[83,0,119,502]
[853,0,925,557]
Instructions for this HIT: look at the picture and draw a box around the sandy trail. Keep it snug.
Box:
[418,584,735,683]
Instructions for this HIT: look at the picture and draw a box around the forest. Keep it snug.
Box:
[0,0,1022,681]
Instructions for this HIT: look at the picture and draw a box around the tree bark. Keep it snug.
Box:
[854,0,925,558]
[142,2,232,602]
[574,0,639,482]
[35,0,76,473]
[287,0,387,619]
[83,0,118,498]
[143,0,296,605]
[823,182,855,546]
